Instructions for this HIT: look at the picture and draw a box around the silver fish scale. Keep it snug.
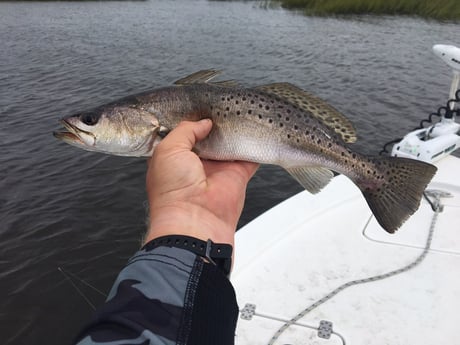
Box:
[193,85,359,172]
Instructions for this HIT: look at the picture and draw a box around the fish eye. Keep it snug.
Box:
[81,112,99,126]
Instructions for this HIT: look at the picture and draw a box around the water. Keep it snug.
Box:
[0,1,458,343]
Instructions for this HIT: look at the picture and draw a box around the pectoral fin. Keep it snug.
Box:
[286,166,334,194]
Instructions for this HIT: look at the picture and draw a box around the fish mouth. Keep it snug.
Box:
[53,119,95,146]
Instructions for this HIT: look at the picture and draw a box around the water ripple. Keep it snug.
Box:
[0,1,458,344]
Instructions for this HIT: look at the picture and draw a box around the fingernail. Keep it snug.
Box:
[199,118,212,124]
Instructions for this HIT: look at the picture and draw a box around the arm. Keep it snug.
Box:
[75,120,259,345]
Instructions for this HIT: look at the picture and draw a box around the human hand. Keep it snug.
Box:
[144,120,259,248]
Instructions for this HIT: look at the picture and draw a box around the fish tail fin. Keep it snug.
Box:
[359,156,437,233]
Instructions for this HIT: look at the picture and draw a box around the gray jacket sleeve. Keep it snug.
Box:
[75,246,238,345]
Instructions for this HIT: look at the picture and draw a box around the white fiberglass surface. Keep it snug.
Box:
[233,155,460,345]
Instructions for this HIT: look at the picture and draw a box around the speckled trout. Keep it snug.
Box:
[54,70,437,233]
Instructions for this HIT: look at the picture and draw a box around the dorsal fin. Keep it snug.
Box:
[173,69,222,85]
[211,79,239,87]
[256,82,357,143]
[173,69,238,87]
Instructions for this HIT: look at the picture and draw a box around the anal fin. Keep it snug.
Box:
[286,166,334,194]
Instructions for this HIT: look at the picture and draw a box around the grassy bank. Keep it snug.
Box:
[277,0,460,21]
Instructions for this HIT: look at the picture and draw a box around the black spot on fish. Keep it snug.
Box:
[265,105,270,110]
[268,119,273,124]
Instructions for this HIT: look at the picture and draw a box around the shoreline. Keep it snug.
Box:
[275,0,460,21]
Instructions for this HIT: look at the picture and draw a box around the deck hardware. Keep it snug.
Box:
[318,320,333,339]
[424,189,453,212]
[240,303,256,320]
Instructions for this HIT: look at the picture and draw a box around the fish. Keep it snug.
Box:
[54,69,437,233]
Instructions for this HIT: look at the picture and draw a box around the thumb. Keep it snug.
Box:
[159,119,213,152]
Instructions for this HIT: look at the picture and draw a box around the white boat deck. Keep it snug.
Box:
[232,155,460,345]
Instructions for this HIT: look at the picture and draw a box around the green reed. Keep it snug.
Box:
[277,0,460,20]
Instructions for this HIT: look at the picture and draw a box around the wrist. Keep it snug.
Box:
[144,203,235,246]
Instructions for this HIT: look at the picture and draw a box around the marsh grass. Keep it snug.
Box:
[278,0,460,20]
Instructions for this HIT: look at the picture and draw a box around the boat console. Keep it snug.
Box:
[391,45,460,162]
